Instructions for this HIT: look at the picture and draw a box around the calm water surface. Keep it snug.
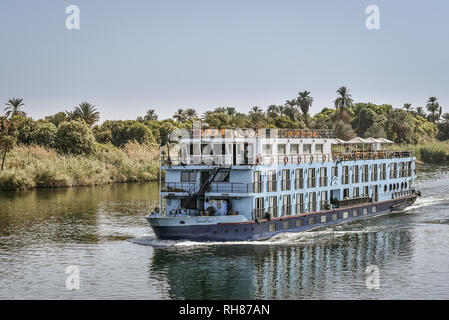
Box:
[1,165,449,299]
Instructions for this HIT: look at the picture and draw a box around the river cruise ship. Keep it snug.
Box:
[146,127,419,241]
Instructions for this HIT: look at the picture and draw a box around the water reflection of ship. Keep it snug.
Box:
[148,229,414,299]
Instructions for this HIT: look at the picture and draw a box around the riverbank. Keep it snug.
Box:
[388,141,449,164]
[0,142,159,191]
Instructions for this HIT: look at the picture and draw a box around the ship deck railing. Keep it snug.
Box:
[161,150,415,166]
[337,196,370,208]
[208,182,263,193]
[162,182,196,193]
[186,128,335,139]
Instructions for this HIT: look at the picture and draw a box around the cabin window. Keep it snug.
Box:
[363,208,368,215]
[296,219,303,227]
[315,144,323,154]
[278,144,286,155]
[308,216,315,225]
[353,165,359,183]
[255,197,264,219]
[343,211,349,219]
[254,171,262,193]
[320,215,327,223]
[381,163,387,180]
[342,166,349,184]
[372,206,377,213]
[362,165,369,182]
[332,213,337,221]
[263,144,272,155]
[407,161,412,177]
[283,221,290,230]
[309,192,317,212]
[353,187,360,197]
[296,193,305,214]
[331,166,338,179]
[181,171,196,182]
[295,168,304,189]
[283,194,292,216]
[303,144,312,154]
[268,196,278,218]
[372,164,378,181]
[267,170,277,192]
[308,168,316,188]
[290,144,299,154]
[363,186,369,197]
[320,167,328,187]
[269,224,276,232]
[281,169,291,191]
[343,188,350,198]
[320,191,328,209]
[353,209,358,217]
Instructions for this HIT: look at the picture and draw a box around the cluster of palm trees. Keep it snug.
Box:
[169,86,355,128]
[402,97,443,123]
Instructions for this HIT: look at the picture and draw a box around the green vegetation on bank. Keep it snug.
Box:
[1,88,448,190]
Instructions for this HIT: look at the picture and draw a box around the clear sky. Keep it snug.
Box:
[1,0,448,122]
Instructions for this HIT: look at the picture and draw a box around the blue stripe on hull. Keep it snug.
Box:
[149,195,417,242]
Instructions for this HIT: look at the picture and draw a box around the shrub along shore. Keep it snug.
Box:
[0,142,159,191]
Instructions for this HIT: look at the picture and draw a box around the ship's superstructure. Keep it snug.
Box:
[147,127,418,241]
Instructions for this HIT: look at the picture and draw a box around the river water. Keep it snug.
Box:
[0,165,448,299]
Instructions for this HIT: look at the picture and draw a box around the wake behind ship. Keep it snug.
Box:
[146,127,419,241]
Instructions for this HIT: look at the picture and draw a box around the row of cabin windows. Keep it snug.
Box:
[340,161,413,185]
[262,143,324,155]
[262,168,328,192]
[254,191,328,219]
[268,207,375,231]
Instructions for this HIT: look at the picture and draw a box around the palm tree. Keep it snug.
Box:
[185,108,198,119]
[225,107,236,116]
[214,107,227,113]
[249,106,263,116]
[426,97,441,122]
[403,103,412,112]
[334,86,354,121]
[173,108,187,122]
[416,106,426,117]
[144,109,158,121]
[74,102,100,127]
[4,98,26,118]
[297,90,313,127]
[266,105,280,118]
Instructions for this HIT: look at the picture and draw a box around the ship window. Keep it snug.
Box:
[343,212,348,219]
[263,144,273,155]
[363,186,369,197]
[283,221,290,230]
[372,207,377,213]
[296,219,303,227]
[181,171,196,182]
[290,144,299,154]
[278,144,286,155]
[315,144,323,154]
[343,188,350,198]
[332,213,337,221]
[384,185,387,192]
[303,144,312,154]
[353,187,360,197]
[269,224,276,232]
[363,208,368,215]
[321,215,327,223]
[353,209,358,217]
[308,216,315,225]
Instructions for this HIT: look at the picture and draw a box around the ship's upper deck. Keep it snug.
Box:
[162,127,414,167]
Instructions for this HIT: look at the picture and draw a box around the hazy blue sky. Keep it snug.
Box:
[1,0,448,122]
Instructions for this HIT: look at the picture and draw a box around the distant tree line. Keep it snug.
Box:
[1,87,448,171]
